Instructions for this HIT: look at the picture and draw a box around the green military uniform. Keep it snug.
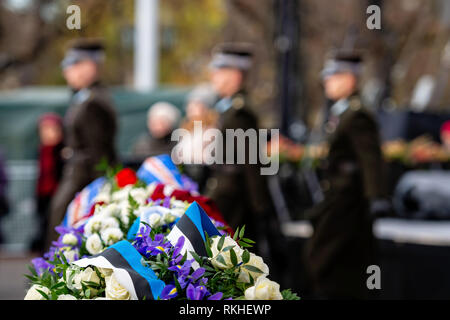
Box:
[46,82,117,247]
[205,91,275,245]
[305,95,386,299]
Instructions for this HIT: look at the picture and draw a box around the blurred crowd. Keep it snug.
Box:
[0,33,450,300]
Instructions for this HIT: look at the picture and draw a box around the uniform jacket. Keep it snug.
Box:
[305,95,386,299]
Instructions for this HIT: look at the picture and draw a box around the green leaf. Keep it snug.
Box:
[242,250,250,264]
[281,289,301,300]
[222,245,235,252]
[205,245,212,258]
[230,248,238,266]
[238,241,252,248]
[215,254,227,267]
[239,225,246,239]
[27,265,38,277]
[217,235,225,251]
[50,282,66,290]
[36,289,50,300]
[190,251,202,265]
[85,289,91,299]
[241,237,256,244]
[233,227,240,240]
[243,264,264,274]
[173,275,182,295]
[24,274,38,283]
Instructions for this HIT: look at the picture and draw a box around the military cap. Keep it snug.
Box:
[209,42,254,71]
[61,38,105,69]
[321,48,364,79]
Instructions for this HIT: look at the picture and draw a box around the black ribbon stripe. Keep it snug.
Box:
[176,215,208,257]
[89,247,154,300]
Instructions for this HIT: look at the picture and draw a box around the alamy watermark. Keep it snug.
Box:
[66,5,81,30]
[366,265,381,290]
[171,121,279,176]
[366,5,381,30]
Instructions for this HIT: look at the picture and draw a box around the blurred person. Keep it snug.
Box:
[176,84,219,164]
[31,113,64,253]
[175,85,219,190]
[304,50,389,299]
[204,43,286,276]
[46,39,118,249]
[132,102,181,159]
[440,121,450,151]
[0,148,9,244]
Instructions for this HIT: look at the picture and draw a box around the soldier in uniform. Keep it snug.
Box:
[45,39,117,248]
[304,50,390,299]
[204,44,285,269]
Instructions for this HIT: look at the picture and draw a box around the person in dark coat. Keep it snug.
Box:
[304,50,389,299]
[46,39,117,249]
[31,113,64,253]
[0,148,9,244]
[132,102,181,160]
[204,44,285,270]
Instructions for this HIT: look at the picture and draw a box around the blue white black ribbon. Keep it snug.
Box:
[73,240,165,300]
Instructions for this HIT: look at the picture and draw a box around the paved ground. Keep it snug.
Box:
[0,251,36,300]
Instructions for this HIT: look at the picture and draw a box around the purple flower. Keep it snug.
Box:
[186,283,209,300]
[207,292,223,300]
[162,197,171,208]
[52,226,83,248]
[31,258,54,276]
[181,175,199,193]
[160,285,178,300]
[190,267,205,281]
[171,236,185,262]
[168,259,193,277]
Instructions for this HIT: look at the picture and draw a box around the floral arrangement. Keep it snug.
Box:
[382,135,450,165]
[268,134,450,167]
[24,156,299,301]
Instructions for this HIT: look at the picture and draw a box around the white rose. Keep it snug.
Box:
[244,276,283,300]
[94,297,111,300]
[86,234,104,255]
[238,253,269,283]
[94,184,111,203]
[210,236,243,270]
[105,273,131,300]
[130,188,148,205]
[163,211,176,224]
[148,213,162,228]
[120,210,130,226]
[62,233,79,246]
[73,267,101,295]
[111,185,133,202]
[101,228,124,246]
[97,203,120,219]
[171,200,186,208]
[101,217,120,231]
[84,216,103,236]
[98,267,113,277]
[171,207,185,218]
[24,284,50,300]
[57,294,77,300]
[61,248,78,263]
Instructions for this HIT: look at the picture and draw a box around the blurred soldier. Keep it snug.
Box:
[204,44,284,267]
[46,39,117,249]
[304,50,389,299]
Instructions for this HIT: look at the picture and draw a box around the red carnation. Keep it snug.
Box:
[115,168,138,188]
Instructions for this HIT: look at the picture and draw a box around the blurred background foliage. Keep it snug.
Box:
[0,0,449,129]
